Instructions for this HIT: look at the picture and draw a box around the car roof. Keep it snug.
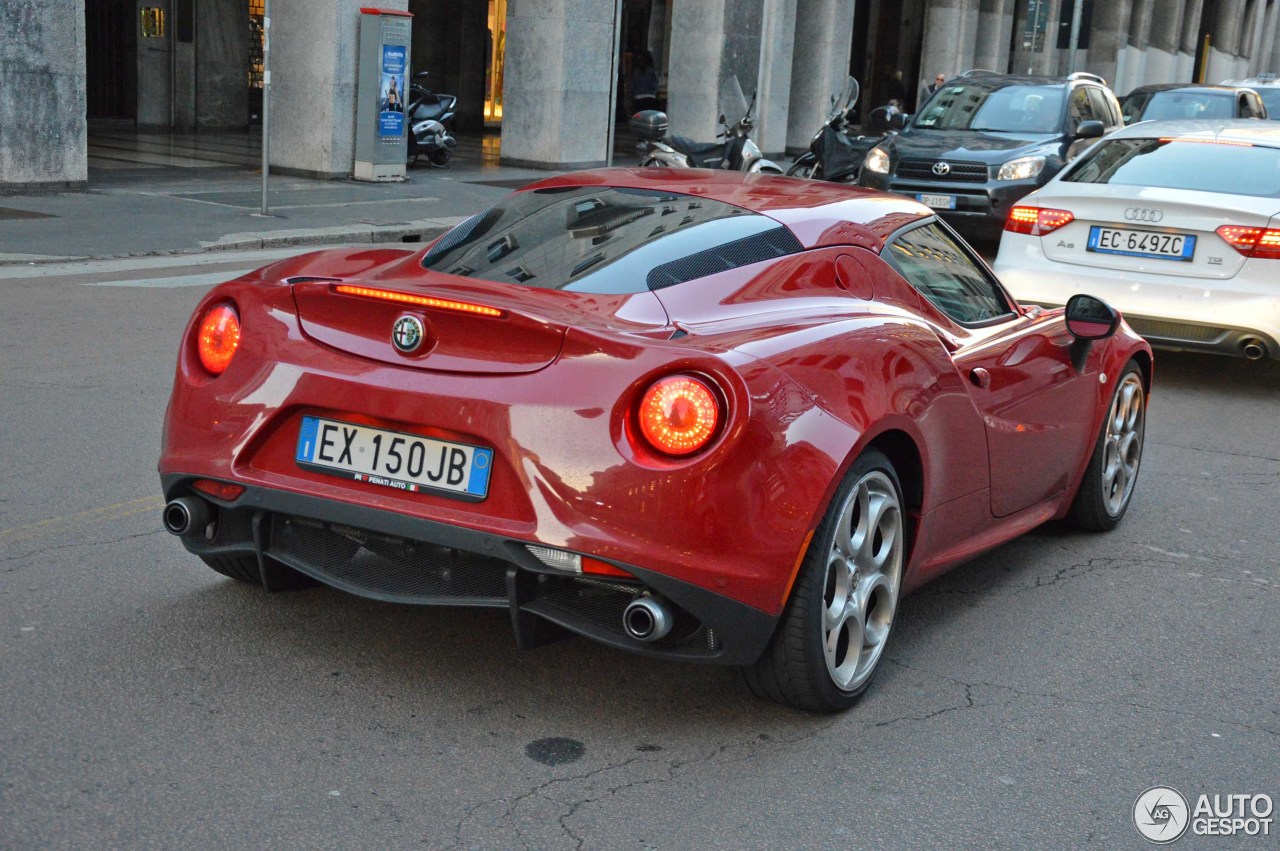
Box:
[943,73,1073,90]
[1127,83,1249,95]
[519,168,932,252]
[1107,119,1280,146]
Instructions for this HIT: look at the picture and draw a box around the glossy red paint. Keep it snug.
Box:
[160,169,1150,645]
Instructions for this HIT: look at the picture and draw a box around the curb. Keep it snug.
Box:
[0,217,465,267]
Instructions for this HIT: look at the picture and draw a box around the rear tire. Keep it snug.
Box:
[1068,360,1146,532]
[785,158,819,179]
[741,448,906,712]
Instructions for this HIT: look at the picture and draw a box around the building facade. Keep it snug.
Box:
[4,0,1279,189]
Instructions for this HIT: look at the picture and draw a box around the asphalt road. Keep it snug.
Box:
[2,250,1277,850]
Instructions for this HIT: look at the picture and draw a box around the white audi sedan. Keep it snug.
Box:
[993,120,1280,360]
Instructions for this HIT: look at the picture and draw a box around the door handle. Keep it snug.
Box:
[969,367,991,388]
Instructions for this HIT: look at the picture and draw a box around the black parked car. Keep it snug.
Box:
[859,71,1123,242]
[1121,83,1269,123]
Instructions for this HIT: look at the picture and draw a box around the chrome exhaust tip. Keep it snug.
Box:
[623,595,673,642]
[163,497,211,537]
[1241,338,1267,360]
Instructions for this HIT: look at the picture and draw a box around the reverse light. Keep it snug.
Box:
[197,303,241,375]
[334,284,504,317]
[997,155,1046,182]
[1005,205,1075,236]
[1216,225,1280,259]
[638,375,721,457]
[864,146,890,175]
[525,545,633,578]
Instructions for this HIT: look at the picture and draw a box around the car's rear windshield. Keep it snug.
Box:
[1139,91,1236,121]
[914,84,1064,133]
[419,186,802,294]
[1063,138,1280,197]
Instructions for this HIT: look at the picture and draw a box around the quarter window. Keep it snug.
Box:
[885,223,1013,325]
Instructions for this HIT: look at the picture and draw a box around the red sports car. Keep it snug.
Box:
[160,169,1151,712]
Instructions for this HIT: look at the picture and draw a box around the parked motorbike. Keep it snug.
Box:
[631,76,784,174]
[406,72,458,167]
[786,77,899,184]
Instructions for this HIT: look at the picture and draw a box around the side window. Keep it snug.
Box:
[884,223,1014,325]
[1068,87,1097,131]
[1087,88,1118,129]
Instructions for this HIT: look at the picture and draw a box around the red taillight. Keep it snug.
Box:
[197,304,240,375]
[192,479,245,502]
[638,375,721,457]
[1006,205,1075,236]
[582,557,632,578]
[1216,225,1280,259]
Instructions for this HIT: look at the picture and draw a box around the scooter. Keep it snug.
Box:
[631,76,784,174]
[406,72,458,167]
[786,78,899,184]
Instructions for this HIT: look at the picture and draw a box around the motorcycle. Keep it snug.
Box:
[786,77,899,184]
[631,76,784,174]
[406,72,458,167]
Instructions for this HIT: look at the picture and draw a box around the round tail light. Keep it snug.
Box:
[197,303,241,375]
[638,375,721,457]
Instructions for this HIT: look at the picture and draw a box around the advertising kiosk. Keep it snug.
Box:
[354,7,412,181]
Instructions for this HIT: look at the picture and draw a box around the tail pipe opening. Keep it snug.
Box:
[1241,337,1267,361]
[623,595,674,642]
[163,497,211,537]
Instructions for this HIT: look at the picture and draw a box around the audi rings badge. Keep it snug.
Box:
[1124,207,1164,223]
[932,161,952,176]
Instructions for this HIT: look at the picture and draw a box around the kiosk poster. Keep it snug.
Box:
[379,45,407,138]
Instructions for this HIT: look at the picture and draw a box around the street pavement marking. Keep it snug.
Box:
[87,270,254,288]
[1,496,165,545]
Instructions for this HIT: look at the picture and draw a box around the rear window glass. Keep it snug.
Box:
[1063,138,1280,197]
[1138,91,1236,121]
[420,186,801,293]
[914,84,1064,133]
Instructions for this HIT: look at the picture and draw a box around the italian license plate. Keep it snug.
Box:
[295,416,493,499]
[917,193,957,210]
[1087,226,1196,261]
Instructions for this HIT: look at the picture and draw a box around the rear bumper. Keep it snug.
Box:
[995,236,1280,359]
[161,475,779,666]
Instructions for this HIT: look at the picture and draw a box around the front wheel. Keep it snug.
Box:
[741,448,906,712]
[785,156,819,179]
[1068,361,1146,531]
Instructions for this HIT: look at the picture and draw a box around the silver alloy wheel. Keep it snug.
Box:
[1102,373,1145,516]
[822,470,903,692]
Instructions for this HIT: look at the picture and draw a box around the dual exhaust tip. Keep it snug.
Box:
[623,595,673,642]
[1241,337,1267,361]
[163,496,210,538]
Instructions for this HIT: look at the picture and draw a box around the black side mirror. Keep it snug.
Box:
[1075,119,1105,139]
[889,112,909,131]
[1065,294,1119,339]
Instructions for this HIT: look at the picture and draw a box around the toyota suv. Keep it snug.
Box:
[860,71,1123,242]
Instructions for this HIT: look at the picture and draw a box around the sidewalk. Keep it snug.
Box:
[0,145,563,264]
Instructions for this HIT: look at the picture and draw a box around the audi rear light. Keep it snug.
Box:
[197,303,241,375]
[637,375,721,457]
[1006,206,1075,236]
[1216,225,1280,259]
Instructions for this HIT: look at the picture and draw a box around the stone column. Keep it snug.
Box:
[1144,0,1188,86]
[973,0,1016,75]
[1205,0,1246,82]
[272,0,409,178]
[667,0,770,142]
[1118,0,1154,93]
[785,0,854,152]
[196,0,250,129]
[1175,0,1204,80]
[0,0,86,190]
[1084,0,1131,90]
[499,0,616,169]
[755,0,797,157]
[920,0,980,80]
[1261,1,1280,71]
